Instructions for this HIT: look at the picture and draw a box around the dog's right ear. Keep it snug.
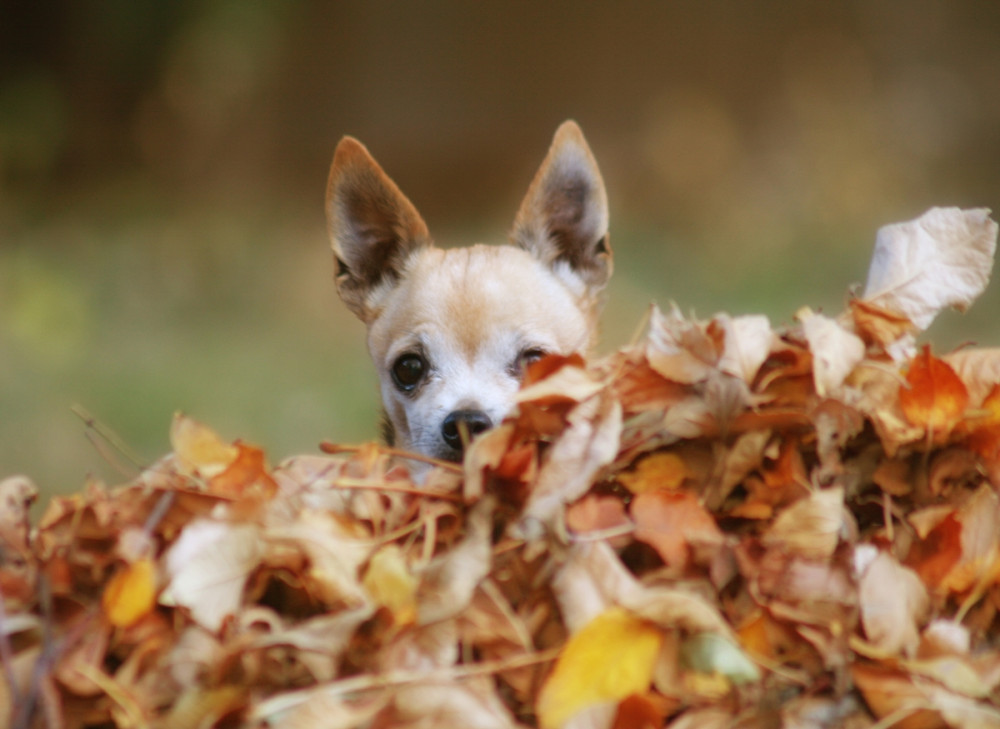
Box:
[326,137,431,322]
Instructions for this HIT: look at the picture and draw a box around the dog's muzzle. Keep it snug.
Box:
[440,409,493,457]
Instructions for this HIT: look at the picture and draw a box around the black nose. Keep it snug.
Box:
[441,410,493,451]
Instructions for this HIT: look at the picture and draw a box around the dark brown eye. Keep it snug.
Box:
[391,353,426,392]
[516,347,547,374]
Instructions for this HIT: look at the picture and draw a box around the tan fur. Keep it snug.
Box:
[326,121,611,464]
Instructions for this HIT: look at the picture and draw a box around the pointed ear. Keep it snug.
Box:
[326,136,431,322]
[511,120,612,292]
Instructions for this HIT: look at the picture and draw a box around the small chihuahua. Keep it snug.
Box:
[325,121,611,463]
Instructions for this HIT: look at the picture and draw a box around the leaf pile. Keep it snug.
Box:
[3,207,1000,729]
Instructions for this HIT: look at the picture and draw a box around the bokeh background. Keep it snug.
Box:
[3,1,999,502]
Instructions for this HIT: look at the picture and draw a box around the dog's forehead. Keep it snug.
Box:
[370,245,589,360]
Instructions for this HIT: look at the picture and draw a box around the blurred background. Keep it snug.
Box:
[2,1,999,502]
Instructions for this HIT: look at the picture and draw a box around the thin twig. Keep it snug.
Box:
[568,521,636,543]
[142,490,177,536]
[320,441,464,473]
[326,477,463,502]
[72,405,146,477]
[252,647,560,719]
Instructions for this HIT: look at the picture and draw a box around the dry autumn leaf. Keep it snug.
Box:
[900,345,970,436]
[209,442,278,499]
[170,412,239,478]
[161,519,262,632]
[363,544,418,625]
[103,557,157,628]
[850,298,919,350]
[537,606,663,729]
[631,491,723,571]
[678,631,760,686]
[799,309,865,397]
[855,545,929,657]
[944,348,1000,407]
[861,207,998,332]
[517,391,622,535]
[762,486,845,561]
[617,451,689,493]
[713,313,773,385]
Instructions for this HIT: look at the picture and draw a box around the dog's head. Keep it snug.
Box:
[326,121,611,462]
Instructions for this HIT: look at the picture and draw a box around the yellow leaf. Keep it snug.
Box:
[170,412,239,478]
[617,451,688,493]
[363,544,418,625]
[537,607,663,729]
[103,557,156,628]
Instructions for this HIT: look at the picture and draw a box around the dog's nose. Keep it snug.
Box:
[441,410,493,452]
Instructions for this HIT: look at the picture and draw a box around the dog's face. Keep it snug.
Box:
[326,121,611,462]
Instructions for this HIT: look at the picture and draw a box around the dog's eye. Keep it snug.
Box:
[515,347,548,375]
[391,353,426,392]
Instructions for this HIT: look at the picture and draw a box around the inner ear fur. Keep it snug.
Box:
[326,136,431,322]
[511,120,612,291]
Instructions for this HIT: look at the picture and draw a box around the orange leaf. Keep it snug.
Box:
[170,413,239,478]
[853,664,947,729]
[978,384,1000,424]
[103,557,157,628]
[523,351,586,388]
[899,346,969,434]
[632,492,722,570]
[736,612,798,663]
[566,494,629,544]
[612,693,674,729]
[618,451,689,493]
[907,512,963,588]
[537,607,663,729]
[960,385,1000,484]
[849,298,917,349]
[209,442,278,499]
[614,359,692,411]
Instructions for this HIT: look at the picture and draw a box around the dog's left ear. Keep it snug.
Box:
[512,120,612,292]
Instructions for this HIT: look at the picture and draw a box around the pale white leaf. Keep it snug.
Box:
[161,519,262,632]
[251,606,375,681]
[666,708,734,729]
[417,498,494,624]
[516,359,604,406]
[862,207,998,331]
[715,314,772,385]
[763,487,845,560]
[800,311,865,396]
[262,692,386,729]
[944,347,1000,406]
[393,679,526,729]
[856,546,929,657]
[266,510,374,608]
[516,393,622,536]
[645,304,717,384]
[551,541,642,633]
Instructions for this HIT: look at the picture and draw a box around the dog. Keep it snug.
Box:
[325,120,612,463]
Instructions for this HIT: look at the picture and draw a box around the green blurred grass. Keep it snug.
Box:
[2,182,997,507]
[1,186,373,499]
